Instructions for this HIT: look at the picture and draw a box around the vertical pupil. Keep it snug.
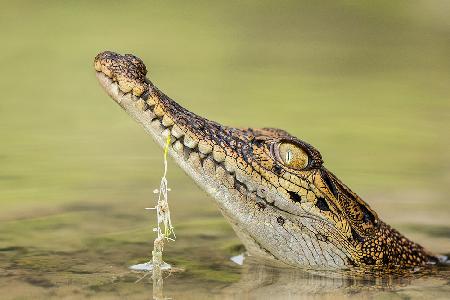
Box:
[285,150,292,163]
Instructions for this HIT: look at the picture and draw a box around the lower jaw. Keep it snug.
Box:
[96,72,351,269]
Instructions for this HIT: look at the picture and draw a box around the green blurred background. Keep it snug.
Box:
[0,1,449,298]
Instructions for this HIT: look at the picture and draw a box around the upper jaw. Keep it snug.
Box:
[93,52,275,215]
[93,51,333,224]
[93,52,267,219]
[94,52,247,180]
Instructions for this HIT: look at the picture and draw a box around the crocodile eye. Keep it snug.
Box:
[278,142,309,169]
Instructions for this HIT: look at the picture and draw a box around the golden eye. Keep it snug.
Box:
[278,143,309,169]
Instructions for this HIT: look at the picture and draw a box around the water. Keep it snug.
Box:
[0,1,449,299]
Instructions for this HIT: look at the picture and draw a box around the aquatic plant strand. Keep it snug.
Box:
[154,134,176,241]
[150,134,176,299]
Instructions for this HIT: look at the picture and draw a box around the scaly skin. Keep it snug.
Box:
[94,51,436,270]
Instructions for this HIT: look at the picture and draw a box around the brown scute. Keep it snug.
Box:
[94,51,148,97]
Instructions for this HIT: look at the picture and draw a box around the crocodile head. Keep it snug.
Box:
[94,51,433,270]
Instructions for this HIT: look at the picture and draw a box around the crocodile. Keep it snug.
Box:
[93,51,438,270]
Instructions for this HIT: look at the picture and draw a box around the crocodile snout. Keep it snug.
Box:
[94,51,148,97]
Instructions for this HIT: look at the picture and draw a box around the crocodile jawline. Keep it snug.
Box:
[94,51,437,270]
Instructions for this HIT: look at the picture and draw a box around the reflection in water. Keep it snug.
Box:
[140,251,450,299]
[130,259,169,299]
[218,257,450,300]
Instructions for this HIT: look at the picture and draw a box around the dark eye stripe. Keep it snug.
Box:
[316,197,330,211]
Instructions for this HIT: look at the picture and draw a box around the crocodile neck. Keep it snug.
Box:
[94,51,435,270]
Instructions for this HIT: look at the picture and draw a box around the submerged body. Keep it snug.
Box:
[94,51,437,270]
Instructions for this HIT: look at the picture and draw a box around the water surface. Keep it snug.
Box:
[0,1,449,299]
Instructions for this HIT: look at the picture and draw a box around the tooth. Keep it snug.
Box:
[135,99,148,111]
[212,145,226,163]
[202,157,216,176]
[183,147,191,160]
[183,134,198,149]
[143,109,156,121]
[94,61,102,71]
[146,96,157,107]
[153,104,165,117]
[132,85,145,97]
[225,173,235,189]
[171,125,184,138]
[188,152,201,170]
[101,65,112,78]
[150,120,163,133]
[215,165,226,180]
[224,156,236,173]
[198,140,212,154]
[215,165,234,189]
[161,128,171,139]
[173,140,184,154]
[162,115,174,127]
[118,80,132,93]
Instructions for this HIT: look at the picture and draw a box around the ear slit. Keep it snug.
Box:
[357,202,375,224]
[320,169,338,198]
